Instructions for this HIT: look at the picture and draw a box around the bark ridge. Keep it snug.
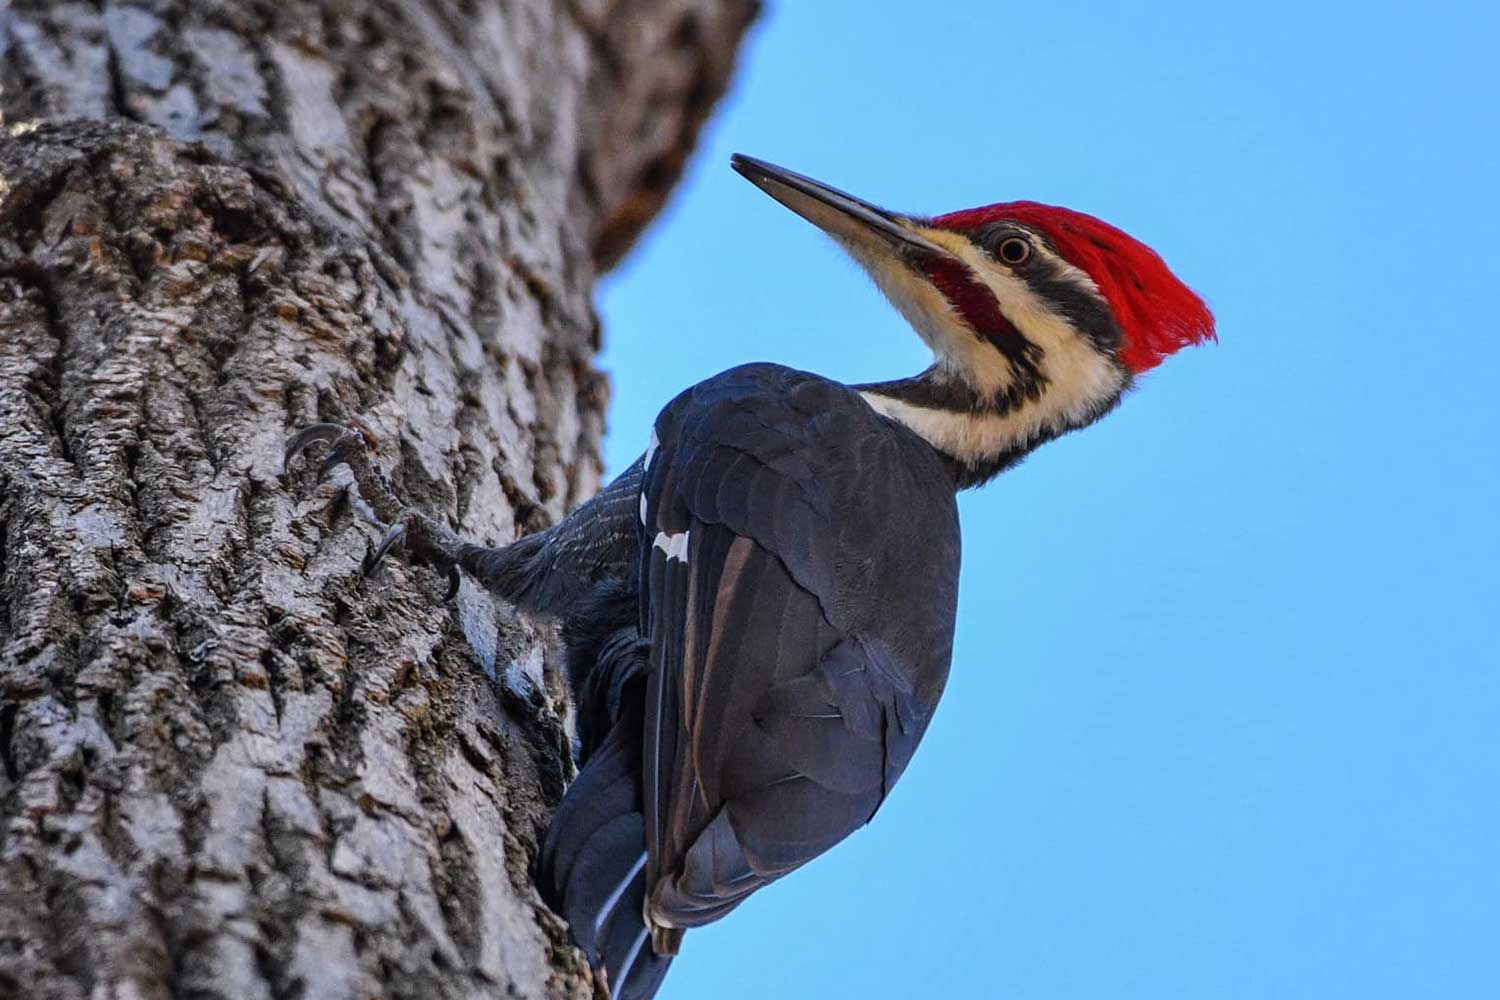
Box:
[0,1,757,997]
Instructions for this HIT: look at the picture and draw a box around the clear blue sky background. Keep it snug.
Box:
[594,2,1500,997]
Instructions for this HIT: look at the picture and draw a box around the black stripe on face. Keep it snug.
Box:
[917,256,1048,412]
[969,223,1125,358]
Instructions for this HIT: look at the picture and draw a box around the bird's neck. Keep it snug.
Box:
[855,365,1109,490]
[854,368,1026,489]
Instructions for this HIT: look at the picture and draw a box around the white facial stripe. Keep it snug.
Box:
[842,224,1123,464]
[1021,234,1104,297]
[838,238,1023,408]
[932,231,1113,394]
[847,228,1108,401]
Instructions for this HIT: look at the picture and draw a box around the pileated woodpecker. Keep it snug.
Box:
[287,155,1214,999]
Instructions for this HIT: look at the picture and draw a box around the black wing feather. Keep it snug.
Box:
[637,365,960,938]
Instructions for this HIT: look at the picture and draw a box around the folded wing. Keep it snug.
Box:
[637,366,949,942]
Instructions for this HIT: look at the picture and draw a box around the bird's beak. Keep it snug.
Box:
[731,154,947,259]
[731,154,983,377]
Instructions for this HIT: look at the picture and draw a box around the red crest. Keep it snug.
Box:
[935,202,1215,373]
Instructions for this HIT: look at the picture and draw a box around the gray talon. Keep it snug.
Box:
[317,441,357,482]
[286,424,460,599]
[283,423,348,473]
[363,522,407,576]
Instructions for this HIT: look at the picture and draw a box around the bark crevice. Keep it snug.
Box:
[0,2,758,997]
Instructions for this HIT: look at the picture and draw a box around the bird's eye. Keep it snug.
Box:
[996,236,1032,265]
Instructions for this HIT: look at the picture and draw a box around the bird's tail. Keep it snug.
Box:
[539,697,672,1000]
[539,578,673,998]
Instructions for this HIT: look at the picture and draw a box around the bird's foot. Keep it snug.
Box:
[284,422,463,598]
[359,508,465,599]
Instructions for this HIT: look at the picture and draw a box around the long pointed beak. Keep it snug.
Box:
[731,154,947,258]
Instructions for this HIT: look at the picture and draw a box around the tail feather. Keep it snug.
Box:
[540,699,672,999]
[527,494,670,998]
[543,720,640,904]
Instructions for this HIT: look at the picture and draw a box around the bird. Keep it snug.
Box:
[285,154,1214,999]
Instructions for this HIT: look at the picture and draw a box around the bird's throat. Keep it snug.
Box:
[856,364,1122,489]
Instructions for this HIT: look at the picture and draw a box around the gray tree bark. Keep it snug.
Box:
[0,2,756,997]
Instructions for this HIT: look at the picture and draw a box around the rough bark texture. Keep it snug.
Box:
[0,2,756,997]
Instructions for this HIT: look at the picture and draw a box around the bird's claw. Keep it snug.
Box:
[282,422,349,474]
[361,510,464,599]
[284,421,386,497]
[284,422,463,599]
[363,521,407,576]
[284,419,399,514]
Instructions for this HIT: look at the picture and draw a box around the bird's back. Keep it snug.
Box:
[648,362,961,705]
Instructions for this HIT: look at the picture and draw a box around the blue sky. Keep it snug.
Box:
[595,2,1500,996]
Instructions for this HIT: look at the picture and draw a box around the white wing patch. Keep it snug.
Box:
[642,426,687,561]
[652,529,690,564]
[644,426,660,471]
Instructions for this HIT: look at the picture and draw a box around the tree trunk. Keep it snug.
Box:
[0,2,756,997]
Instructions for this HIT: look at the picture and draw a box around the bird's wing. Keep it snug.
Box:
[636,366,938,931]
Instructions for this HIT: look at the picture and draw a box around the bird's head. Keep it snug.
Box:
[732,154,1214,486]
